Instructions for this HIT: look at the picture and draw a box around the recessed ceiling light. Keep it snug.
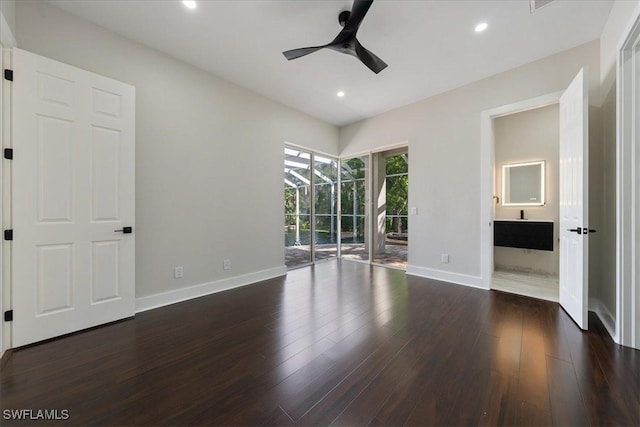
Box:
[475,22,488,33]
[183,0,197,10]
[337,91,345,98]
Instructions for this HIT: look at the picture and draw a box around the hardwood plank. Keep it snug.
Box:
[206,354,336,425]
[294,333,412,425]
[517,306,552,420]
[282,335,407,425]
[476,370,519,427]
[546,355,589,426]
[576,314,640,426]
[329,332,438,426]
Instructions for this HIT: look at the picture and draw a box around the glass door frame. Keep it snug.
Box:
[284,143,339,268]
[284,144,313,268]
[339,144,409,270]
[370,146,409,270]
[338,152,372,265]
[313,151,339,264]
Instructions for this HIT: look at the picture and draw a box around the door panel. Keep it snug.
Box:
[12,48,135,347]
[340,156,369,262]
[91,126,121,221]
[37,115,73,222]
[36,243,73,315]
[91,240,121,303]
[559,67,588,330]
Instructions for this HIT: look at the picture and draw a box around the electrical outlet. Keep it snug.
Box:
[441,254,449,264]
[174,266,183,279]
[223,259,231,270]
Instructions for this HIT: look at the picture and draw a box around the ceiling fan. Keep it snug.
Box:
[282,0,388,74]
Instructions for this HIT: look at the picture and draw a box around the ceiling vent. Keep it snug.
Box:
[530,0,555,13]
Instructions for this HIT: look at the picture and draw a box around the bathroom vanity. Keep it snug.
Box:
[493,219,554,251]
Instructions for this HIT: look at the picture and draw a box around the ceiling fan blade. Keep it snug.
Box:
[354,39,387,74]
[282,0,388,74]
[344,0,374,32]
[283,46,325,61]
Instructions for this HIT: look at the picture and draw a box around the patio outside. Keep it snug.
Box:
[284,148,408,269]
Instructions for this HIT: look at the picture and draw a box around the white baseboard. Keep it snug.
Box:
[589,297,616,339]
[406,265,486,290]
[135,266,287,313]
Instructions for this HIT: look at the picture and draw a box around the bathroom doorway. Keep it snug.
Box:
[482,70,595,330]
[492,105,560,302]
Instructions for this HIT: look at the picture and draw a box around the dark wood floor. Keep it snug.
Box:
[1,261,639,426]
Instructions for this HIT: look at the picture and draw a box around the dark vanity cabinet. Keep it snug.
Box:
[493,220,554,251]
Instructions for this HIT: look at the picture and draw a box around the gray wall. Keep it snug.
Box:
[340,40,600,282]
[494,104,559,275]
[0,0,15,37]
[14,0,338,299]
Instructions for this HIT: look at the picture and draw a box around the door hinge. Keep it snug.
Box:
[3,69,13,81]
[4,148,13,160]
[4,310,12,322]
[4,229,13,241]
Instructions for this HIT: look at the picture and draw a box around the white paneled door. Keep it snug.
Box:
[11,49,135,347]
[559,68,589,330]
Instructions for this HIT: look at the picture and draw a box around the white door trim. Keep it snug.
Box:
[370,141,409,154]
[617,12,640,349]
[0,7,16,357]
[0,43,3,358]
[480,92,563,290]
[1,45,11,357]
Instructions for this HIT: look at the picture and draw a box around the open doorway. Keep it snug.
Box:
[371,148,408,269]
[482,68,592,331]
[339,146,409,270]
[492,105,559,302]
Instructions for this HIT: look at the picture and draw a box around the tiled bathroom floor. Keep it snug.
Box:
[491,269,559,302]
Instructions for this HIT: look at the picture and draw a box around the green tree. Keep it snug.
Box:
[385,155,408,234]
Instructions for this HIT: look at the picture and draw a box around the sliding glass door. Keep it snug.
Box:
[340,156,369,262]
[284,147,312,268]
[285,146,407,270]
[314,154,338,262]
[284,147,338,268]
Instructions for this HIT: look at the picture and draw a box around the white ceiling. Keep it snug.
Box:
[49,0,613,126]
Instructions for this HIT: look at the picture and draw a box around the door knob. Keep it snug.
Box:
[567,228,582,234]
[584,228,597,234]
[114,226,133,234]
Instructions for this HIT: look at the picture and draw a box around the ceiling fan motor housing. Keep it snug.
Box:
[339,10,351,27]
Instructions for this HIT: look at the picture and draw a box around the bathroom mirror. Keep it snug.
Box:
[502,160,545,206]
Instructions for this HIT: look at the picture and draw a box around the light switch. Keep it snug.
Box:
[410,207,418,215]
